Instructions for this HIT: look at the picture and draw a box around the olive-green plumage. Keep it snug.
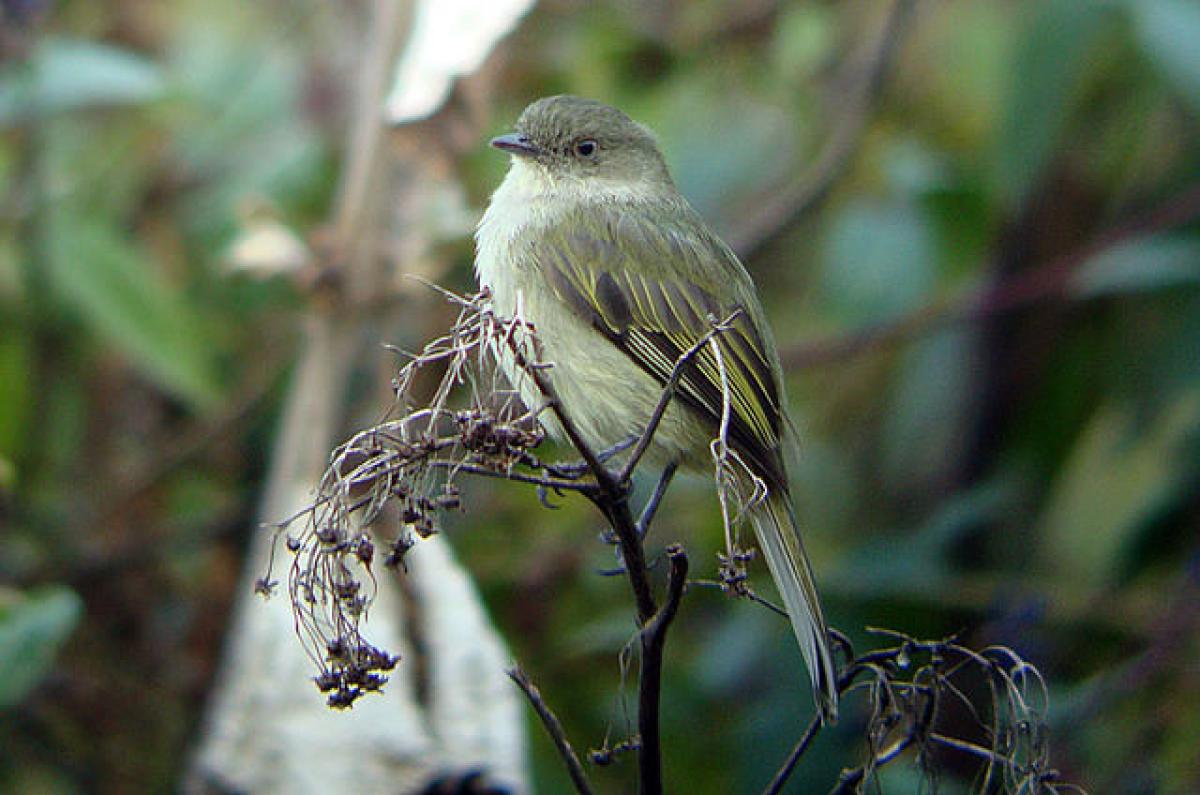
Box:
[476,95,838,721]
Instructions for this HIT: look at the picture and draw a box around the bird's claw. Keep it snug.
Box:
[536,485,561,509]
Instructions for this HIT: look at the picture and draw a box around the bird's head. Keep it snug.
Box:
[490,95,673,193]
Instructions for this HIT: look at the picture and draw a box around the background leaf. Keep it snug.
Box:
[990,0,1113,207]
[1128,0,1200,113]
[1036,392,1200,589]
[0,587,83,708]
[0,37,165,126]
[1073,234,1200,298]
[46,211,222,408]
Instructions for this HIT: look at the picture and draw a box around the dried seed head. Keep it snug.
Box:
[352,535,374,567]
[313,672,340,692]
[315,526,343,546]
[326,638,348,662]
[385,536,415,571]
[260,291,549,710]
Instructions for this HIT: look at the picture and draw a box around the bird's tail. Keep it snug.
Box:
[750,492,838,722]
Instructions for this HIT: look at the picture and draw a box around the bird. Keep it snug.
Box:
[474,95,838,721]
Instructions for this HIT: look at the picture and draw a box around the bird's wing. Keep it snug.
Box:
[532,205,786,488]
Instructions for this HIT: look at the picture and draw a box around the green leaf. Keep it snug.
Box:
[1036,392,1200,588]
[1072,234,1200,297]
[920,2,1015,148]
[47,212,222,408]
[0,37,165,126]
[991,0,1113,207]
[1129,0,1200,113]
[168,30,328,239]
[0,587,83,708]
[818,200,937,323]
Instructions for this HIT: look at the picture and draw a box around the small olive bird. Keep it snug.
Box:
[475,96,837,721]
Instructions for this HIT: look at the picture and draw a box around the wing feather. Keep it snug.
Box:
[536,206,786,487]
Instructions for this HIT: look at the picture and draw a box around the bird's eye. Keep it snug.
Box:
[574,139,598,158]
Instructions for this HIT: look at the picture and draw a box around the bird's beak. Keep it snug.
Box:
[490,133,542,158]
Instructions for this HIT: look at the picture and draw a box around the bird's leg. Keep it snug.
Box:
[545,435,637,480]
[596,542,662,577]
[635,461,677,539]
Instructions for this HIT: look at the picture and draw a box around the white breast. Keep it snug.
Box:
[475,159,555,310]
[473,159,707,467]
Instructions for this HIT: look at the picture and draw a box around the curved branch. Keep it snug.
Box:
[780,181,1200,371]
[730,0,919,258]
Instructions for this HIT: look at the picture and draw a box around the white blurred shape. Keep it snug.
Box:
[386,0,536,124]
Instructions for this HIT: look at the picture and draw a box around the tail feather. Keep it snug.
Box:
[751,492,838,723]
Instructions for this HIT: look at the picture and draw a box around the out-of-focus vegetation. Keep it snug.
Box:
[1,0,1198,793]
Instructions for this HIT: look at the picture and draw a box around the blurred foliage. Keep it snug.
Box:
[0,586,81,708]
[1,0,1198,793]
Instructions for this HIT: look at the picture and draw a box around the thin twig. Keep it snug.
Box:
[688,578,791,620]
[760,631,1089,794]
[507,666,594,795]
[829,734,917,794]
[506,336,621,498]
[426,460,598,495]
[617,312,742,484]
[634,462,677,537]
[544,436,638,481]
[762,714,824,795]
[508,335,660,624]
[929,732,1021,767]
[502,321,678,795]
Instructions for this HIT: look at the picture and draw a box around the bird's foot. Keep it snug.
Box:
[544,436,637,480]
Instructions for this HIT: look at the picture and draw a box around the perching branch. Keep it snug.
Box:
[496,321,659,625]
[257,287,742,793]
[501,319,711,794]
[259,286,1084,795]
